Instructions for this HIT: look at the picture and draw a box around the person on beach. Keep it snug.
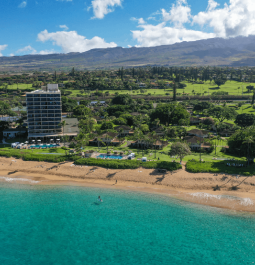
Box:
[115,180,117,184]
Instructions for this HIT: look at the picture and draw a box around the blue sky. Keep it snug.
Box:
[0,0,254,56]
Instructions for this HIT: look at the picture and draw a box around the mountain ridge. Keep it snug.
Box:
[1,35,255,71]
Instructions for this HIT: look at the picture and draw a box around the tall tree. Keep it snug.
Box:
[169,142,191,163]
[59,120,66,146]
[243,136,254,166]
[173,82,177,101]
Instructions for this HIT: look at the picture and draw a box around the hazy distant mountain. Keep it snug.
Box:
[1,35,255,71]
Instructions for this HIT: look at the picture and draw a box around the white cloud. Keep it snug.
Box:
[59,25,69,30]
[207,0,219,11]
[91,0,122,19]
[193,0,255,38]
[56,0,72,2]
[16,45,37,55]
[37,30,117,53]
[161,0,191,27]
[9,53,15,57]
[130,17,146,24]
[38,50,56,55]
[18,1,27,8]
[131,0,255,48]
[0,45,8,56]
[132,23,215,47]
[13,45,55,56]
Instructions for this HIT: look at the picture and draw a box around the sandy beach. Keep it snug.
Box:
[1,157,255,212]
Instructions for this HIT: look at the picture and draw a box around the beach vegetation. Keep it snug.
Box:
[186,160,255,176]
[75,158,181,171]
[228,126,255,162]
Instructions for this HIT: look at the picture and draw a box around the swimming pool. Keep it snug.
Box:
[97,154,123,160]
[31,144,60,148]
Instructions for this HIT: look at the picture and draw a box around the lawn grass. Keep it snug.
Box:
[186,160,255,176]
[6,83,34,90]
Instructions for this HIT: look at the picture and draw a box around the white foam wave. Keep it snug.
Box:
[190,192,222,200]
[189,192,254,206]
[0,176,40,184]
[240,198,254,206]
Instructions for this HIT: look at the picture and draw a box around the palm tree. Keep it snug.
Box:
[151,131,157,158]
[59,120,66,146]
[134,129,143,154]
[214,135,221,155]
[243,136,254,166]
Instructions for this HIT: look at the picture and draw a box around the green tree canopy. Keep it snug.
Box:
[111,94,133,105]
[169,142,191,163]
[193,102,212,113]
[235,113,255,128]
[78,118,96,133]
[208,106,237,122]
[106,105,130,117]
[73,105,92,117]
[228,126,255,160]
[214,78,226,88]
[101,121,114,130]
[62,96,77,112]
[150,103,190,125]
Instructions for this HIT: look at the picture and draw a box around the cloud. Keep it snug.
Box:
[193,0,255,38]
[130,17,146,24]
[56,0,72,2]
[37,30,117,53]
[16,45,37,55]
[131,0,255,48]
[132,23,215,47]
[207,0,219,11]
[161,0,191,27]
[9,53,15,57]
[13,45,56,56]
[38,50,56,55]
[91,0,122,19]
[59,25,69,30]
[18,1,27,8]
[0,45,8,56]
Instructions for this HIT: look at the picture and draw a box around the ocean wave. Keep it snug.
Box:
[0,176,40,184]
[189,192,254,206]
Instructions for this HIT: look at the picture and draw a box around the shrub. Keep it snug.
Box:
[74,158,181,171]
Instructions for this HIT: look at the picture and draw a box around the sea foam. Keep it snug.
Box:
[189,192,254,206]
[0,176,40,184]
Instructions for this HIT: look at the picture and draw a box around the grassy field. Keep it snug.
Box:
[70,80,255,97]
[182,80,255,96]
[6,83,34,90]
[3,80,255,97]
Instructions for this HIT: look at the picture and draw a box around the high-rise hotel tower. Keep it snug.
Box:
[26,84,62,139]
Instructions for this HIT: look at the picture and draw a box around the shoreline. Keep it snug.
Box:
[1,157,255,212]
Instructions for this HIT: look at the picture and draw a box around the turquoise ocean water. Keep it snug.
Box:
[0,182,255,265]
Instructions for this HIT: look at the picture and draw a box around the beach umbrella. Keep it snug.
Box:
[32,140,35,142]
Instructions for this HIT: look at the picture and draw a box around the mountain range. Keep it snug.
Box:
[1,35,255,71]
